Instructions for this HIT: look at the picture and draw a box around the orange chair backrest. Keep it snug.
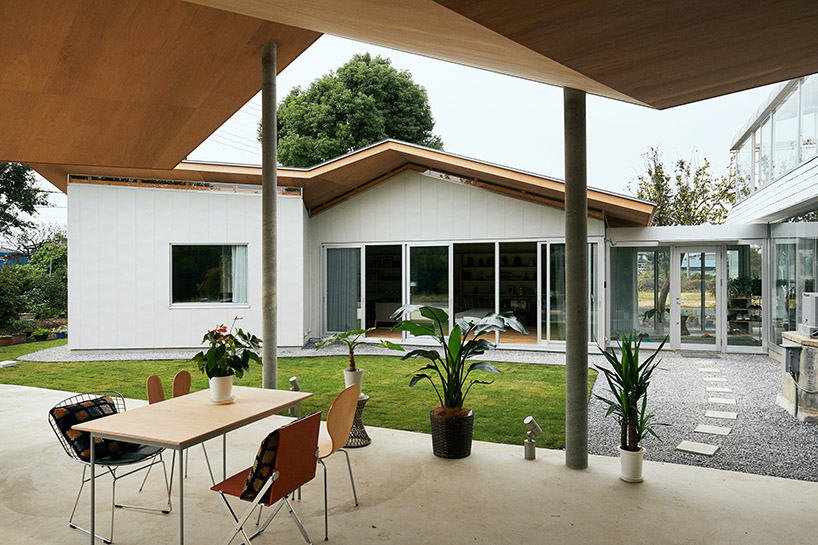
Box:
[146,375,165,404]
[172,370,192,398]
[326,384,359,455]
[264,411,321,505]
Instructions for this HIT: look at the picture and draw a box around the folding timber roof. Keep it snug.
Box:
[3,1,818,176]
[39,140,655,227]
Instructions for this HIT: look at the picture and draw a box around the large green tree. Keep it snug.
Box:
[631,147,736,227]
[270,53,443,167]
[0,163,49,238]
[630,148,736,329]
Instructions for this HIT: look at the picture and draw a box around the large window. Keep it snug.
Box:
[726,244,763,347]
[773,89,799,178]
[734,75,818,199]
[802,75,818,162]
[171,245,247,304]
[609,246,670,343]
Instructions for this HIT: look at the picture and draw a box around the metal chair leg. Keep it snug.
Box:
[339,448,359,507]
[201,442,216,485]
[319,459,328,541]
[285,496,314,544]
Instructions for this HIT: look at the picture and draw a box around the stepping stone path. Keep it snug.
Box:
[0,360,18,368]
[677,440,719,456]
[676,362,738,456]
[694,424,731,436]
[707,397,737,405]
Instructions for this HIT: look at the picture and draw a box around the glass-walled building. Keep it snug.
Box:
[608,226,768,353]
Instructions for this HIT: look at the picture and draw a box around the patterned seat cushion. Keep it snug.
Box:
[240,429,279,500]
[50,396,136,462]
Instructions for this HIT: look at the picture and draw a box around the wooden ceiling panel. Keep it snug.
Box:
[433,0,818,108]
[0,0,320,169]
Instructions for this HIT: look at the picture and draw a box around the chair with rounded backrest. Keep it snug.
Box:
[48,391,171,544]
[140,373,214,490]
[318,384,360,541]
[211,412,322,545]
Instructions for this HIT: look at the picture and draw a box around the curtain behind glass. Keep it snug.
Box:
[232,245,248,303]
[549,244,566,340]
[327,248,361,332]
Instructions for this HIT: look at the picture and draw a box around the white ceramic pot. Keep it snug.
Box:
[209,375,234,401]
[619,446,645,482]
[343,369,364,397]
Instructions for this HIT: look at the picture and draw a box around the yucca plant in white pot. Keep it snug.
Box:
[315,327,376,396]
[595,334,667,482]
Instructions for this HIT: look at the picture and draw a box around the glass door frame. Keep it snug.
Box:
[402,242,454,343]
[726,239,768,354]
[321,244,364,335]
[671,246,725,351]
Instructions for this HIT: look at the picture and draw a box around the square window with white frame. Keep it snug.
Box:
[171,245,248,304]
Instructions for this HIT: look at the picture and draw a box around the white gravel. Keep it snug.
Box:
[589,352,818,482]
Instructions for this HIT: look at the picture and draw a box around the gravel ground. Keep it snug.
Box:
[589,352,818,482]
[21,343,818,481]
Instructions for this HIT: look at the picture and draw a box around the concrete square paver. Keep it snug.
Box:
[694,424,732,436]
[676,440,719,456]
[706,387,733,393]
[0,360,19,368]
[703,377,728,382]
[708,397,737,405]
[705,410,738,420]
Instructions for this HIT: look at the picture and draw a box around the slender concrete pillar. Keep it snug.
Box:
[261,42,278,389]
[564,87,588,469]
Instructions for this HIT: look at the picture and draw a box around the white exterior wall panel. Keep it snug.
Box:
[67,183,305,350]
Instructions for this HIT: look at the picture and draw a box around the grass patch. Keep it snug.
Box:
[1,340,595,448]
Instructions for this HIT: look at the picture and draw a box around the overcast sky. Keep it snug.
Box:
[33,34,776,228]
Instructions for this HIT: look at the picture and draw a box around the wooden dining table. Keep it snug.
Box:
[73,385,313,545]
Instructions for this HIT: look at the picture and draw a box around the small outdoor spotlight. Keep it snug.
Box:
[524,416,542,460]
[288,377,301,416]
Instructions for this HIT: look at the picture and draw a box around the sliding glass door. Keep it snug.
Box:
[408,245,450,332]
[325,247,361,333]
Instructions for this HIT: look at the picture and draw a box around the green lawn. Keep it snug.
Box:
[0,339,595,448]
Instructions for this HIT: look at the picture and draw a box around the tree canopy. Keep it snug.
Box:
[271,53,443,168]
[0,163,49,238]
[631,147,736,226]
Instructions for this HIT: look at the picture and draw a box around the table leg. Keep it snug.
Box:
[178,447,184,545]
[90,434,95,545]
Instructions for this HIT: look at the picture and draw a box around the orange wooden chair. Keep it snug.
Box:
[211,412,322,545]
[141,372,214,490]
[318,384,360,541]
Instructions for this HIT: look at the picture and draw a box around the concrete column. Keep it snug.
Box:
[261,42,278,389]
[564,87,588,469]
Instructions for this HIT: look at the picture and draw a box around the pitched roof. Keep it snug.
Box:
[35,140,654,227]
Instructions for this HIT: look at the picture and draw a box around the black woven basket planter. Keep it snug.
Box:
[430,409,474,458]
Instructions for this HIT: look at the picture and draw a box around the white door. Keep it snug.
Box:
[672,247,724,350]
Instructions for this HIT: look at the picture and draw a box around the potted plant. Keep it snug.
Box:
[315,327,375,396]
[595,334,667,482]
[389,304,527,458]
[189,318,262,402]
[55,325,68,339]
[32,327,51,342]
[10,320,32,344]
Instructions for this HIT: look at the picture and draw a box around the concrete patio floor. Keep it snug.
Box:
[1,384,815,545]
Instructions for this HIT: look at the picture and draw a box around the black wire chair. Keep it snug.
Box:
[48,391,172,544]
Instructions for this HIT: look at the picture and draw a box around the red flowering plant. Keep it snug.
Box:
[190,317,262,379]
